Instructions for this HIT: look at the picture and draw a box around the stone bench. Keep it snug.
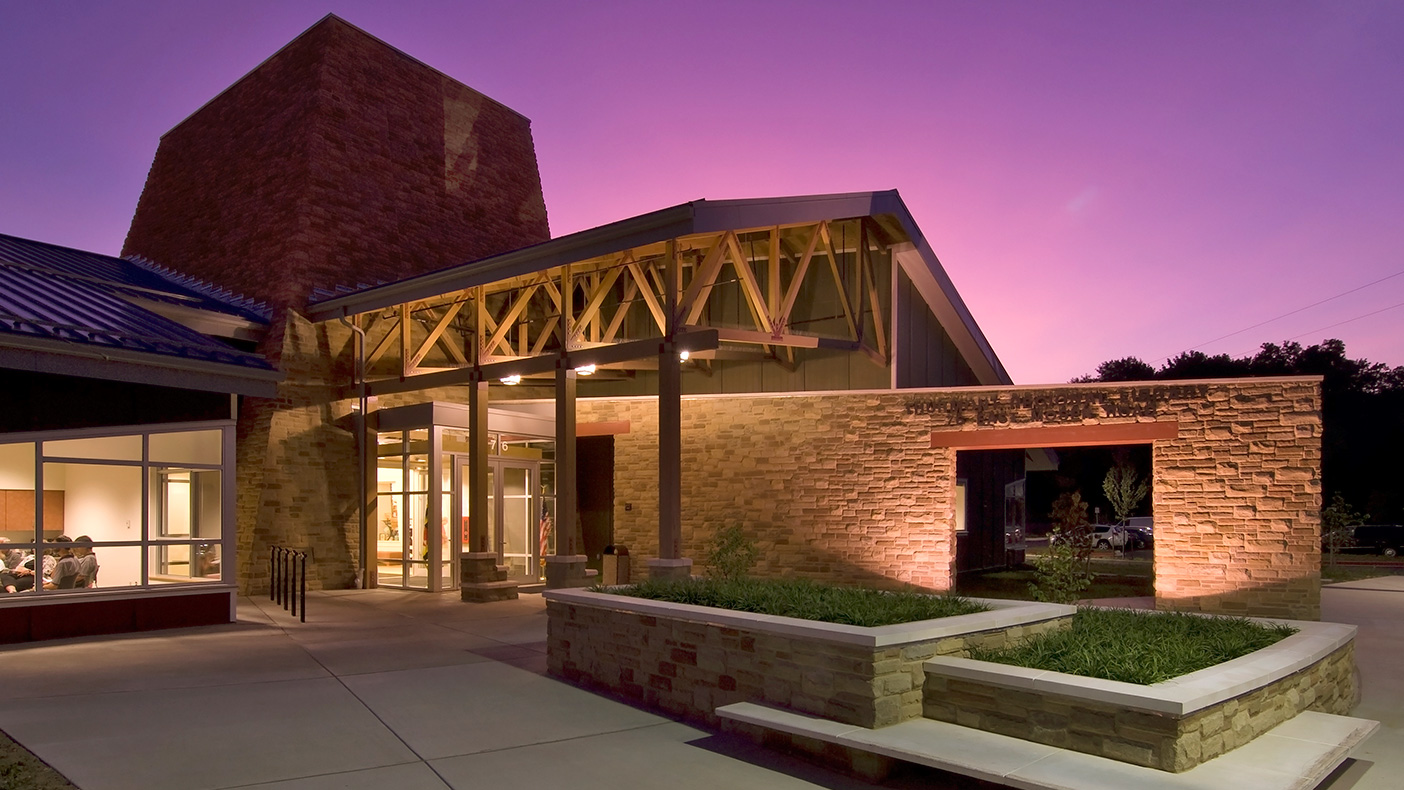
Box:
[717,701,1377,790]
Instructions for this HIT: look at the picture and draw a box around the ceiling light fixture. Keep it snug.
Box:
[574,364,596,375]
[500,374,521,385]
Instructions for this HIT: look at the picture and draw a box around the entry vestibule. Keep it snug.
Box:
[372,403,556,591]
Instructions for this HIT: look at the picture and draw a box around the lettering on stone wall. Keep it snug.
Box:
[902,385,1210,426]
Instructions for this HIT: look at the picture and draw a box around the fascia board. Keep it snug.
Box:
[0,336,282,397]
[691,191,890,233]
[881,196,1011,386]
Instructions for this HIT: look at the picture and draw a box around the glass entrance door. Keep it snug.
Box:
[453,458,540,583]
[499,464,533,580]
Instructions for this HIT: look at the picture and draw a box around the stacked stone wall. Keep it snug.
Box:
[547,597,1070,728]
[577,394,959,591]
[1150,382,1322,619]
[922,642,1356,772]
[578,378,1322,618]
[235,311,360,594]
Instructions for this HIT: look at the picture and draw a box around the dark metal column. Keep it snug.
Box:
[555,365,578,556]
[659,241,682,560]
[658,343,681,559]
[468,378,490,554]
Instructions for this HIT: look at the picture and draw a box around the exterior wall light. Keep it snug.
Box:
[500,374,521,385]
[679,350,690,361]
[575,364,597,375]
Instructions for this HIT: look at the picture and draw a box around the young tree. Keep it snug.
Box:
[1030,491,1095,603]
[1321,493,1365,565]
[1102,462,1149,524]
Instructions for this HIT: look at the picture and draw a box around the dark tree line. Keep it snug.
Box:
[1075,340,1404,524]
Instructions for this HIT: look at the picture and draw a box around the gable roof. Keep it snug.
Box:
[306,190,1011,385]
[0,234,281,396]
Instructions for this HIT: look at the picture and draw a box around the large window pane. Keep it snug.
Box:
[37,543,141,589]
[43,463,141,542]
[149,430,222,465]
[0,442,35,489]
[43,434,141,461]
[149,541,222,583]
[151,468,222,540]
[0,443,37,542]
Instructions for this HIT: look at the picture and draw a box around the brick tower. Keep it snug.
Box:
[124,13,550,310]
[122,15,552,593]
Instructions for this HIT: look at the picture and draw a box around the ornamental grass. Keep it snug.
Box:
[601,577,988,627]
[968,607,1297,685]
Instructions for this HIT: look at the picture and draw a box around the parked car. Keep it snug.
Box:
[1091,525,1128,550]
[1350,525,1404,557]
[1048,524,1150,551]
[1123,526,1153,550]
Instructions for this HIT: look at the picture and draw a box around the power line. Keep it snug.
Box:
[1239,299,1404,355]
[1158,268,1404,364]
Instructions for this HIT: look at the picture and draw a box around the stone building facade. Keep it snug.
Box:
[579,377,1322,619]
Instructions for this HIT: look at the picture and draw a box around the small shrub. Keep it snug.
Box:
[704,524,759,581]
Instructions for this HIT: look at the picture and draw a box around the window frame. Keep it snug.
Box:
[0,419,235,598]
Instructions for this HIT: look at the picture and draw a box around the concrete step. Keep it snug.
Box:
[717,702,1377,790]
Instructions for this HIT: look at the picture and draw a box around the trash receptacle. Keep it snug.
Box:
[601,544,630,586]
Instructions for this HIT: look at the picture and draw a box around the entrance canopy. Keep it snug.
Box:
[305,191,1010,393]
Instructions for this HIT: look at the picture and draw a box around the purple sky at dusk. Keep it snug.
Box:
[3,1,1401,384]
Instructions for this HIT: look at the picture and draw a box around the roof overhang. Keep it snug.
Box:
[306,190,1011,386]
[0,335,283,397]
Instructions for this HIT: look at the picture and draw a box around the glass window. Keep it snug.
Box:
[35,543,141,589]
[149,430,222,466]
[149,541,221,583]
[442,427,470,453]
[151,468,222,539]
[1,424,231,597]
[43,463,142,542]
[43,434,142,461]
[0,442,35,489]
[955,479,968,535]
[1,443,37,544]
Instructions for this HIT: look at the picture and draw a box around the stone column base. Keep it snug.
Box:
[460,552,518,602]
[646,557,693,581]
[544,555,598,589]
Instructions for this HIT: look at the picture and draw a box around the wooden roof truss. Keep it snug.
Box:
[353,217,892,382]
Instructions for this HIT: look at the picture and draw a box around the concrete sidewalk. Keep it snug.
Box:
[0,590,947,790]
[0,580,1397,790]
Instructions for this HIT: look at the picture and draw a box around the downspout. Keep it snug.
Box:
[341,315,369,589]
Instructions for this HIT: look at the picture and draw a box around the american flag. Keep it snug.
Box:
[539,509,553,560]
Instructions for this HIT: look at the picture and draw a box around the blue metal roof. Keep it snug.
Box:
[0,234,279,391]
[0,234,270,322]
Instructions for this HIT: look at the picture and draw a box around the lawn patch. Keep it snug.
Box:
[599,577,988,627]
[967,607,1297,684]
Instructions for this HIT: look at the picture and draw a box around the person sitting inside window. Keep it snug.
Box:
[1,551,51,593]
[72,536,99,588]
[44,536,81,590]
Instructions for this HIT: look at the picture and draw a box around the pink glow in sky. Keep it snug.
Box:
[3,1,1401,384]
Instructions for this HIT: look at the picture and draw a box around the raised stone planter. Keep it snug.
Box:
[922,616,1358,772]
[544,587,1073,728]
